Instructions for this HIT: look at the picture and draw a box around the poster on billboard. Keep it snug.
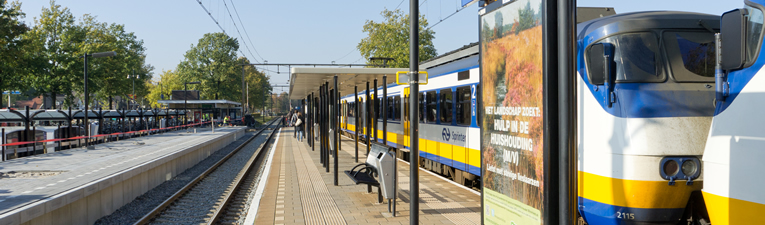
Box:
[480,0,544,224]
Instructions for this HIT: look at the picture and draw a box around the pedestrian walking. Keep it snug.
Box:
[296,112,305,142]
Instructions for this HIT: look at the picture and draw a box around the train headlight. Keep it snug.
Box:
[660,157,701,186]
[681,160,698,176]
[663,160,679,177]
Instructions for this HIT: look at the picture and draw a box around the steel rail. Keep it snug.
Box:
[208,116,283,224]
[132,118,280,225]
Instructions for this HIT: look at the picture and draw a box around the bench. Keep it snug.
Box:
[345,143,390,202]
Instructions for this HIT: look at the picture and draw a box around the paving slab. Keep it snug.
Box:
[254,127,480,224]
[0,127,244,216]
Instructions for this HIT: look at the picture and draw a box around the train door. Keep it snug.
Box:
[403,88,410,148]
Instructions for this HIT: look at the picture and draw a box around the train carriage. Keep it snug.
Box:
[576,11,719,225]
[340,43,482,186]
[703,1,765,224]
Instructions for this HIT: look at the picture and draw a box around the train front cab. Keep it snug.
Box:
[576,12,719,224]
[703,1,765,224]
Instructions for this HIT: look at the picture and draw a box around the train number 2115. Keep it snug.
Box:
[617,212,635,220]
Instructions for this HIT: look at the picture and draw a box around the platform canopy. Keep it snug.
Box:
[157,100,241,109]
[288,67,407,100]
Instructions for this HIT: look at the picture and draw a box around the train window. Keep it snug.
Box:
[746,5,765,66]
[663,31,715,82]
[419,93,425,122]
[590,32,664,83]
[349,102,355,117]
[458,70,470,81]
[394,96,401,120]
[387,97,395,120]
[404,94,409,121]
[440,89,453,123]
[456,86,471,125]
[376,97,381,121]
[426,91,437,123]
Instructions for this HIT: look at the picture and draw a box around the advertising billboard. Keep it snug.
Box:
[480,0,545,224]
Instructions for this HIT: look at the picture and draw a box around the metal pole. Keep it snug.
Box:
[242,61,246,109]
[312,92,315,151]
[373,79,378,144]
[325,83,330,172]
[383,76,388,146]
[334,76,339,186]
[559,0,577,223]
[321,85,326,169]
[409,0,420,222]
[84,54,90,149]
[542,0,560,223]
[2,128,5,161]
[354,86,358,162]
[366,81,371,155]
[184,83,188,126]
[383,75,390,212]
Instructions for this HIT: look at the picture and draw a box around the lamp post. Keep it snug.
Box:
[184,81,201,125]
[83,51,116,149]
[127,70,138,110]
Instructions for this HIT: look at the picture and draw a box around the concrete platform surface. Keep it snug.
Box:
[0,127,245,221]
[254,127,480,225]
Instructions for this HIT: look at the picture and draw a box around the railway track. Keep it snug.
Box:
[133,117,282,225]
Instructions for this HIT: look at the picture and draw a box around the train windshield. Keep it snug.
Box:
[663,31,716,82]
[596,32,664,82]
[746,4,765,64]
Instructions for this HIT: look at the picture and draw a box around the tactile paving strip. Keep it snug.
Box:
[292,138,347,225]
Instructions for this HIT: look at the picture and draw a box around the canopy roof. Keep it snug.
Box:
[31,110,69,121]
[0,109,26,122]
[288,67,406,100]
[72,110,99,119]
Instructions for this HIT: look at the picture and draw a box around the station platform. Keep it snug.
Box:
[253,127,480,225]
[0,126,246,225]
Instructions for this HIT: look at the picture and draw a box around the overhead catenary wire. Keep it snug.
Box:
[427,2,470,29]
[227,0,266,63]
[221,0,261,64]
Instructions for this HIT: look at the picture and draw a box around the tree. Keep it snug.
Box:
[0,0,29,108]
[22,1,84,109]
[79,14,152,110]
[177,32,241,101]
[146,69,183,108]
[241,57,271,112]
[357,9,437,68]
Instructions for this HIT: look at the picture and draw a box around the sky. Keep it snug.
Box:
[19,0,742,94]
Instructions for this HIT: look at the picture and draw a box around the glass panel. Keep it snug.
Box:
[395,96,401,120]
[746,5,764,63]
[594,32,663,82]
[419,93,425,122]
[456,87,471,125]
[426,91,437,123]
[440,89,453,123]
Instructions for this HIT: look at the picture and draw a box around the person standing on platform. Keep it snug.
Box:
[223,116,229,127]
[296,111,304,142]
[291,109,299,137]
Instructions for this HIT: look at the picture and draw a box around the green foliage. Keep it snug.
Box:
[240,57,271,111]
[146,69,183,108]
[0,0,29,107]
[21,0,151,110]
[79,14,152,109]
[177,32,241,101]
[21,1,83,109]
[357,9,437,68]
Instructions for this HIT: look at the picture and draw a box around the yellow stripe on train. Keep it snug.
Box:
[578,171,702,209]
[341,122,480,169]
[702,191,765,225]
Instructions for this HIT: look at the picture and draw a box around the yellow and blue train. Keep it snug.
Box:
[338,10,723,225]
[340,43,481,187]
[703,1,765,224]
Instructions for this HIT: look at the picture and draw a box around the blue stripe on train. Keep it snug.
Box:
[345,128,480,176]
[578,197,684,225]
